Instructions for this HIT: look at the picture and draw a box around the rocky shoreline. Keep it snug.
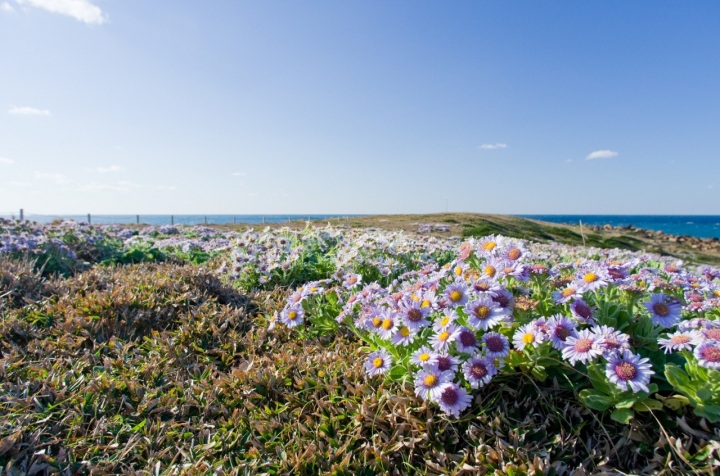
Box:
[587,223,720,253]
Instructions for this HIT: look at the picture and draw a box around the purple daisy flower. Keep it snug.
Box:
[444,281,469,308]
[454,326,480,354]
[435,353,460,374]
[513,322,544,351]
[391,325,417,347]
[605,350,655,393]
[700,323,720,342]
[552,285,582,304]
[411,346,439,367]
[429,324,459,352]
[694,340,720,370]
[414,365,453,401]
[280,305,305,328]
[375,309,398,340]
[644,293,683,328]
[464,297,503,331]
[398,298,431,332]
[432,310,459,332]
[569,298,596,323]
[546,314,578,351]
[574,266,610,292]
[562,329,604,365]
[364,350,393,377]
[434,382,473,417]
[482,332,510,358]
[462,356,497,389]
[658,330,700,353]
[592,325,631,356]
[342,272,363,289]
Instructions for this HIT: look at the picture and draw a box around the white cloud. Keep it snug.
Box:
[34,171,71,185]
[7,181,31,188]
[586,150,618,161]
[2,2,15,12]
[8,106,50,116]
[0,157,14,165]
[14,0,106,25]
[232,172,247,177]
[479,143,508,150]
[95,165,123,174]
[77,181,140,192]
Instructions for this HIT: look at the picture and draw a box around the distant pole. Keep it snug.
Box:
[233,216,236,224]
[19,208,24,221]
[262,216,265,224]
[171,215,174,225]
[87,213,91,224]
[204,216,207,224]
[579,220,586,247]
[136,215,140,224]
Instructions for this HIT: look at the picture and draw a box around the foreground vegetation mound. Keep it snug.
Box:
[1,220,720,474]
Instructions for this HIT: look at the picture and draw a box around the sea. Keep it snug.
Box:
[3,213,720,239]
[3,214,364,226]
[520,215,720,240]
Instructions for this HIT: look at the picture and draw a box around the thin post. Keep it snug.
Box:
[262,216,265,224]
[87,213,91,224]
[171,215,174,225]
[233,216,236,224]
[136,215,140,224]
[204,216,207,224]
[19,208,24,221]
[579,220,586,247]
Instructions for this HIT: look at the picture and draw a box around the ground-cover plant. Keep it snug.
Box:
[273,232,720,430]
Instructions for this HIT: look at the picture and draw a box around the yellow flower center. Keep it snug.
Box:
[482,241,497,251]
[423,375,438,387]
[400,326,411,337]
[421,299,431,308]
[372,357,384,368]
[288,311,297,320]
[583,273,599,283]
[561,288,576,298]
[381,318,394,330]
[439,316,451,327]
[475,306,491,319]
[449,290,463,302]
[371,317,382,328]
[507,248,521,260]
[438,331,450,342]
[484,265,497,278]
[522,333,535,345]
[454,266,463,276]
[419,353,430,362]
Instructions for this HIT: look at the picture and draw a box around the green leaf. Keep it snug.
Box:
[610,408,634,424]
[633,399,663,412]
[132,419,147,432]
[665,364,697,401]
[696,387,713,402]
[694,404,720,423]
[579,389,614,411]
[615,398,637,409]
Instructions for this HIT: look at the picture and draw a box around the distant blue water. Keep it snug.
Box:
[521,215,720,239]
[4,213,719,239]
[6,214,365,226]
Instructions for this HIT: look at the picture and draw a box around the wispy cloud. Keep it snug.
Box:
[77,181,140,192]
[7,181,31,188]
[479,143,508,150]
[586,150,618,161]
[8,106,50,116]
[232,172,247,177]
[34,171,71,185]
[2,2,15,12]
[14,0,106,25]
[157,185,177,191]
[95,165,123,174]
[0,157,14,165]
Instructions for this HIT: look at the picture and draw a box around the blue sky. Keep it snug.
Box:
[1,1,719,215]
